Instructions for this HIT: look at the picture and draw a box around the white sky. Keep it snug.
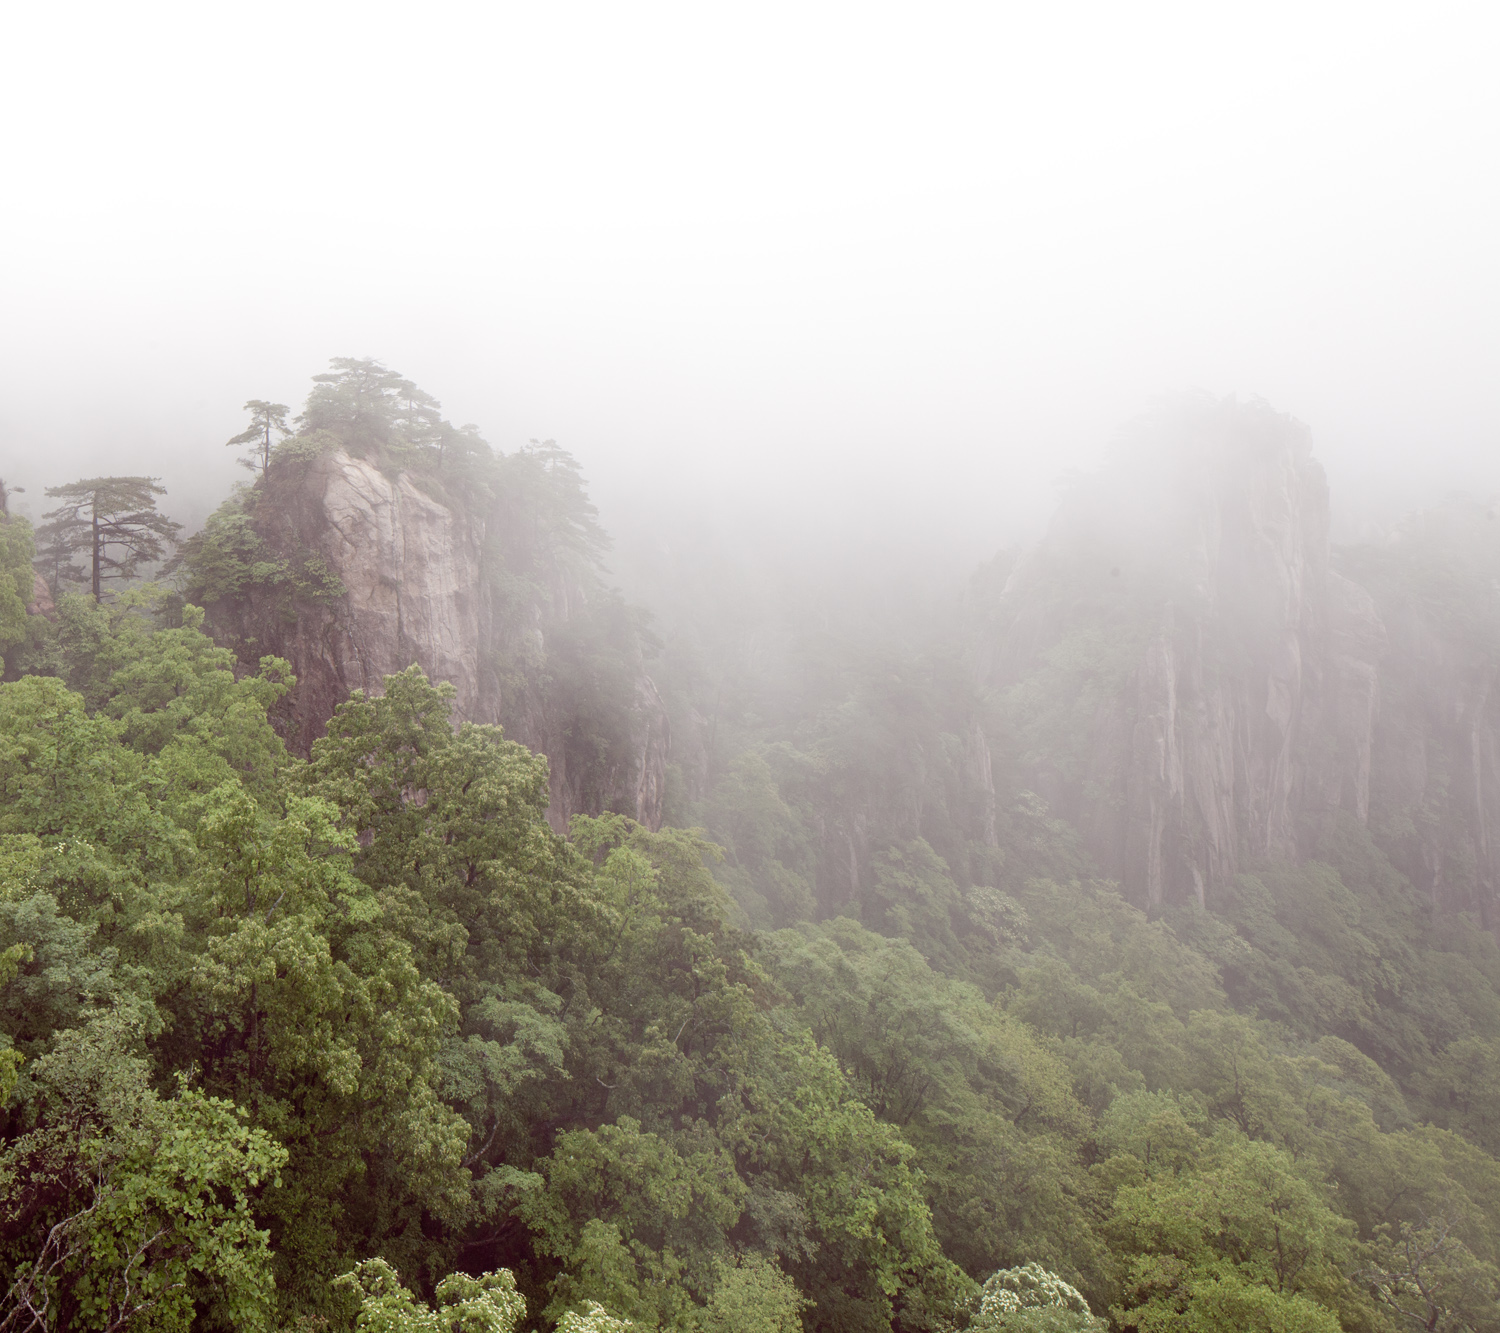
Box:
[2,0,1497,559]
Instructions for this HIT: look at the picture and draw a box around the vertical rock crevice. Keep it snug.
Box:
[987,397,1386,909]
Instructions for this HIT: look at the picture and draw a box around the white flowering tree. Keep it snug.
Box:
[971,1262,1106,1333]
[556,1300,635,1331]
[336,1259,527,1333]
[337,1263,642,1333]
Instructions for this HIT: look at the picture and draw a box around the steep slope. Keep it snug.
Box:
[1340,501,1500,922]
[985,396,1385,908]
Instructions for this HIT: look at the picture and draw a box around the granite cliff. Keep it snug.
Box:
[1339,501,1500,923]
[986,398,1386,909]
[985,397,1500,925]
[189,441,668,833]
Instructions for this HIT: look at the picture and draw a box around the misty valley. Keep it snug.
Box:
[5,359,1500,1333]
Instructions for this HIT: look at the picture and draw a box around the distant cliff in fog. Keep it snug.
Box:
[983,397,1500,921]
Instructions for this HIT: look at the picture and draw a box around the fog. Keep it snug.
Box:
[3,1,1497,570]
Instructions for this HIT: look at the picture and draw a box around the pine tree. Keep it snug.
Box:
[37,476,181,600]
[226,400,292,476]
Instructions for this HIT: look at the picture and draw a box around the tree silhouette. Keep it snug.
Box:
[37,476,181,600]
[226,400,292,476]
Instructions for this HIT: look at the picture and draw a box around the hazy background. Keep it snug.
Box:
[3,0,1497,576]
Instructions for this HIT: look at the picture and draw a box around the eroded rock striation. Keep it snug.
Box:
[1340,501,1500,922]
[987,398,1388,909]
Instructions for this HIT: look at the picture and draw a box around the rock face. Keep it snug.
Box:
[257,452,493,738]
[1342,502,1500,923]
[208,448,668,832]
[25,572,56,621]
[988,398,1386,908]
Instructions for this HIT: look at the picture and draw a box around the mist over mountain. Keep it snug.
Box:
[6,349,1500,1331]
[5,2,1500,1329]
[3,5,1498,558]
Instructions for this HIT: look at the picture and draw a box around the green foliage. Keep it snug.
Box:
[1360,1211,1500,1333]
[0,513,36,675]
[335,1258,526,1333]
[175,485,346,611]
[517,1116,742,1326]
[766,917,1099,1292]
[697,1254,807,1332]
[491,440,609,574]
[1107,1129,1353,1332]
[0,1009,286,1332]
[296,358,491,479]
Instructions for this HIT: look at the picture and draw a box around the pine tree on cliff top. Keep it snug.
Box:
[295,357,485,469]
[226,400,292,477]
[298,357,441,456]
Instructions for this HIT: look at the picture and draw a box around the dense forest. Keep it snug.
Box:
[3,363,1500,1333]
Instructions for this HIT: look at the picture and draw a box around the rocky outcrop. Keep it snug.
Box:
[244,451,493,738]
[25,572,56,621]
[206,448,669,832]
[988,398,1386,909]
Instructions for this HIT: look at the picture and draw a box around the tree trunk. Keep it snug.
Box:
[91,505,101,600]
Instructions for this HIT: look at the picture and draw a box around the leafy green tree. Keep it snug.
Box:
[1359,1211,1500,1333]
[0,886,117,1053]
[704,750,816,928]
[0,674,146,844]
[766,918,1099,1289]
[1432,1034,1500,1156]
[697,1254,807,1332]
[390,380,443,455]
[492,440,609,576]
[286,358,497,480]
[514,1115,744,1326]
[36,477,180,601]
[1094,1091,1205,1183]
[300,357,411,445]
[172,484,346,618]
[96,604,292,800]
[296,666,561,993]
[861,839,968,969]
[226,400,292,477]
[0,941,30,1100]
[0,508,36,676]
[182,780,471,1317]
[730,1033,969,1331]
[1107,1129,1352,1333]
[0,1009,286,1333]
